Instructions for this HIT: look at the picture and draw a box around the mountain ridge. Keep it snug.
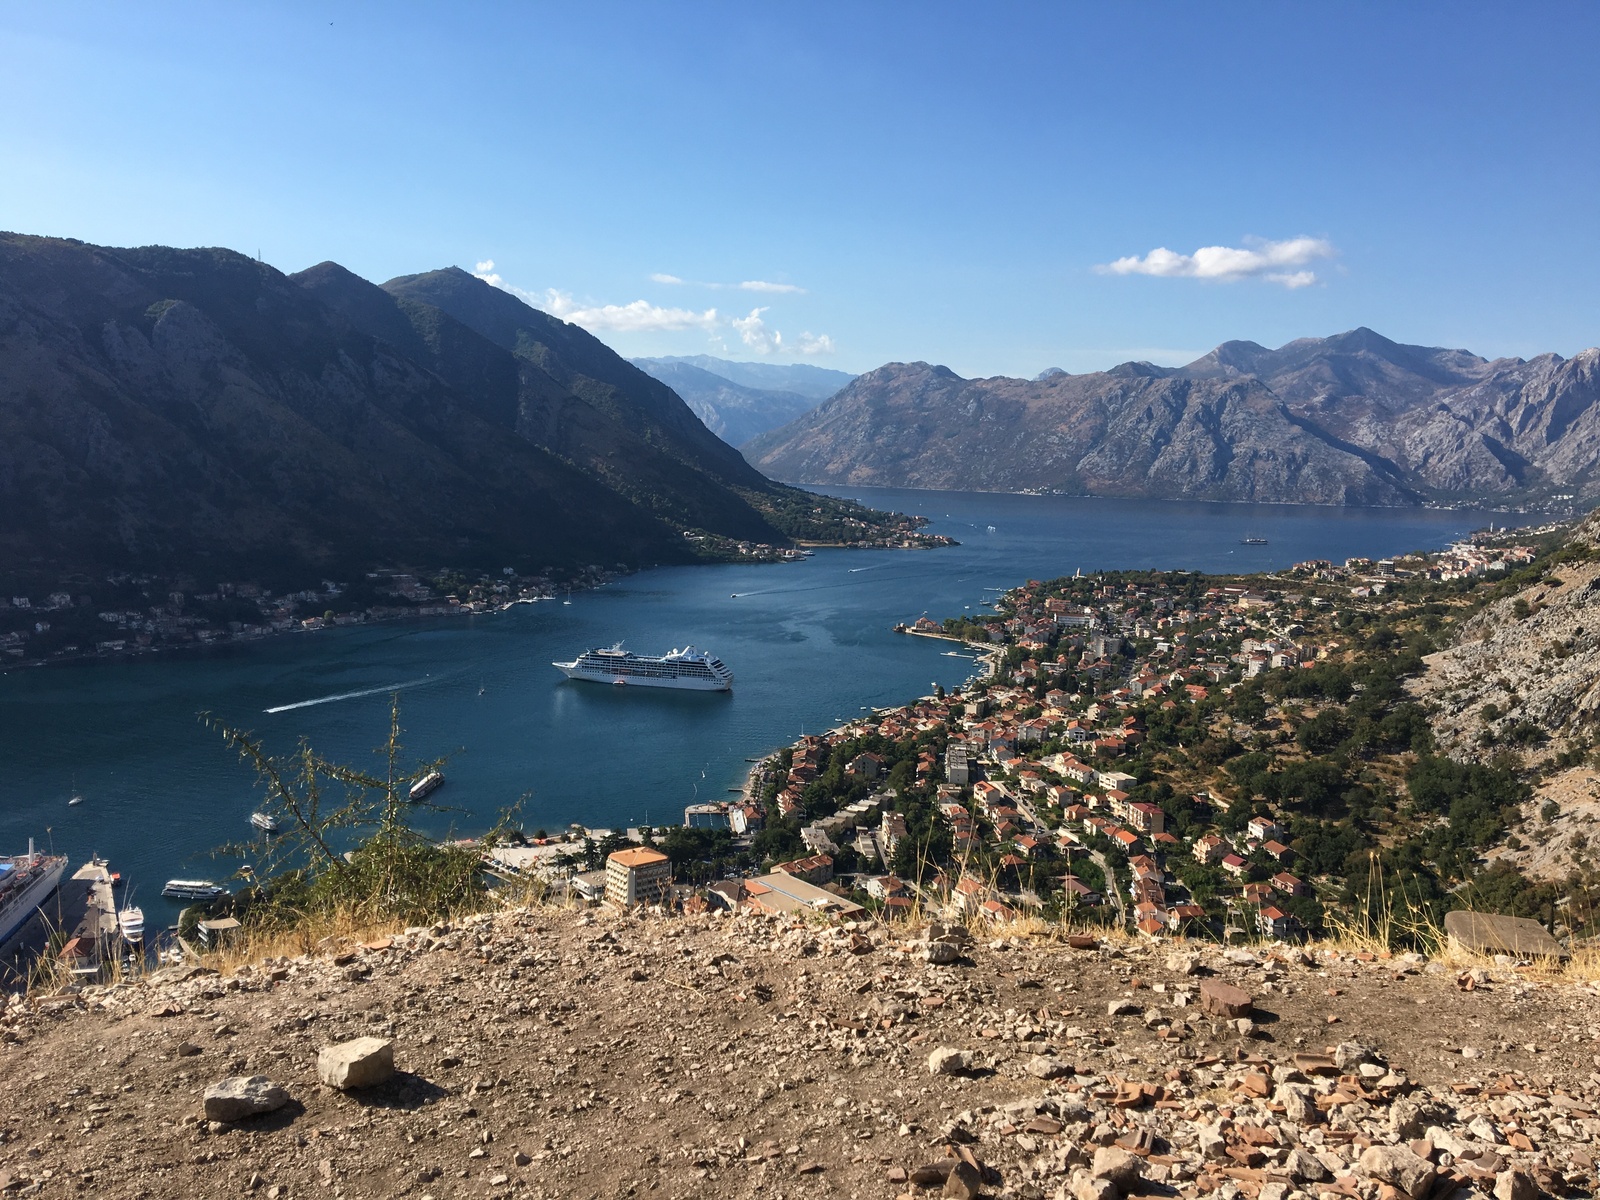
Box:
[745,329,1600,506]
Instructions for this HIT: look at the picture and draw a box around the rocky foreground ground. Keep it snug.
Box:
[2,906,1599,1200]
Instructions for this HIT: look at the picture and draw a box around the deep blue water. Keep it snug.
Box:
[0,488,1531,923]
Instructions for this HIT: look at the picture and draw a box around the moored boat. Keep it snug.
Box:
[161,879,228,900]
[118,905,145,943]
[409,770,444,802]
[0,841,68,947]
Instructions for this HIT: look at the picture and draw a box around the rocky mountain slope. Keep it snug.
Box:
[628,358,824,447]
[2,904,1593,1199]
[746,330,1600,506]
[0,234,846,583]
[745,362,1417,505]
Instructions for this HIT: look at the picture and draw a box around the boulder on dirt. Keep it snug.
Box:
[1090,1146,1142,1190]
[1199,979,1253,1018]
[1443,911,1567,960]
[317,1037,395,1090]
[1358,1144,1436,1198]
[203,1075,290,1122]
[928,1046,973,1075]
[943,1158,982,1199]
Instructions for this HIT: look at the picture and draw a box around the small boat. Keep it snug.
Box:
[118,905,145,943]
[409,770,444,802]
[250,811,280,834]
[162,879,228,900]
[1241,536,1268,545]
[67,795,83,807]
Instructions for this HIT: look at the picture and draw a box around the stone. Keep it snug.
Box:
[1334,1042,1381,1070]
[1107,999,1141,1017]
[176,1041,202,1057]
[316,1037,395,1090]
[943,1159,982,1199]
[202,1075,290,1122]
[1275,1083,1319,1125]
[928,1047,973,1075]
[1443,911,1567,959]
[926,941,962,965]
[1025,1057,1073,1080]
[1358,1145,1436,1199]
[1286,1148,1331,1182]
[1493,1169,1538,1200]
[1074,1174,1118,1200]
[1090,1146,1142,1190]
[910,1161,956,1186]
[1165,951,1200,975]
[1200,980,1253,1018]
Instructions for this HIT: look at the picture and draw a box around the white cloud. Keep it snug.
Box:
[474,260,830,353]
[540,289,720,333]
[732,307,782,354]
[1097,236,1335,287]
[738,280,806,294]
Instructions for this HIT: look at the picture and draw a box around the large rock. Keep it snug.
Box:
[1199,979,1253,1018]
[203,1075,290,1122]
[943,1159,982,1199]
[317,1037,396,1090]
[928,1047,974,1076]
[1358,1144,1436,1198]
[1090,1146,1142,1191]
[1443,911,1568,960]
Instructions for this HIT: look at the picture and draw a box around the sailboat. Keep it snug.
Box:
[67,776,84,807]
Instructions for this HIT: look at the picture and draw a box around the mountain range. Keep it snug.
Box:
[629,356,855,447]
[0,234,875,585]
[744,329,1600,507]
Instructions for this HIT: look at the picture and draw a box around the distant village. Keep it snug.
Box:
[1,520,948,669]
[488,532,1544,941]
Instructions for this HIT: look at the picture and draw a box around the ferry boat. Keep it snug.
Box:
[552,644,733,691]
[161,879,228,901]
[250,811,280,833]
[409,770,444,802]
[0,841,68,946]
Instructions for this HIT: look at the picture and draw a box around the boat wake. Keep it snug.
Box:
[264,676,435,714]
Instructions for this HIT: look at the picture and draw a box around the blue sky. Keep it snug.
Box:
[2,2,1596,377]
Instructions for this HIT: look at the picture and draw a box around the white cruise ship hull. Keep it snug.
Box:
[0,857,68,946]
[554,664,732,691]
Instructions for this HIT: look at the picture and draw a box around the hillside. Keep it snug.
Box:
[0,903,1592,1199]
[745,362,1417,505]
[0,234,906,594]
[628,357,823,447]
[746,330,1600,506]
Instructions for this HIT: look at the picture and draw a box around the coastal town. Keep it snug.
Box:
[0,513,949,670]
[496,527,1568,945]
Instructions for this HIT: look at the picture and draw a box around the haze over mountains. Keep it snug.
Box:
[745,329,1600,507]
[629,356,855,447]
[0,234,867,583]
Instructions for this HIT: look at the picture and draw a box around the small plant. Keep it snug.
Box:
[202,698,490,936]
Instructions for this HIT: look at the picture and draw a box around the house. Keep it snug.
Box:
[881,811,909,857]
[1261,839,1293,863]
[1166,903,1207,931]
[744,873,865,918]
[1247,815,1286,843]
[774,853,834,886]
[1058,875,1101,906]
[1192,833,1230,864]
[1271,871,1308,897]
[1257,905,1295,939]
[847,752,885,779]
[1220,853,1248,878]
[606,847,673,907]
[1127,802,1165,836]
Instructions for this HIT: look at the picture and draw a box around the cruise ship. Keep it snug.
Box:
[553,644,733,691]
[0,841,68,946]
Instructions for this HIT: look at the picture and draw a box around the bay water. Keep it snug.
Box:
[0,488,1530,923]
